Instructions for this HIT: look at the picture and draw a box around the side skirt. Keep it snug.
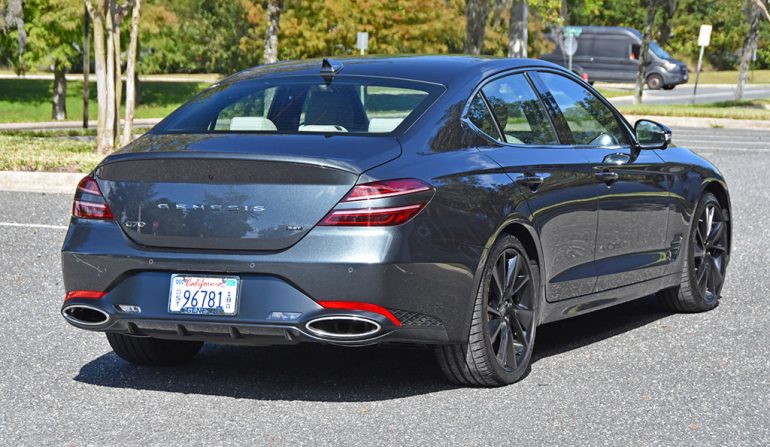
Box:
[539,273,681,325]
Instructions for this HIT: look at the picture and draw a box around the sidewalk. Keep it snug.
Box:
[0,170,83,194]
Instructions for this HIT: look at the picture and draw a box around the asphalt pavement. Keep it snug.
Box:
[1,126,768,445]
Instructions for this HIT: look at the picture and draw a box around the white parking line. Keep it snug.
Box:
[0,222,67,230]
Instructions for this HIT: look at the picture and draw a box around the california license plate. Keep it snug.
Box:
[168,275,240,316]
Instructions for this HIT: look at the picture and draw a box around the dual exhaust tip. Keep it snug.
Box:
[62,305,384,340]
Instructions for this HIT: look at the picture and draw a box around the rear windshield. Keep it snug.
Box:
[153,76,444,135]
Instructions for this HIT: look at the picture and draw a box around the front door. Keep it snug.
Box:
[533,71,671,293]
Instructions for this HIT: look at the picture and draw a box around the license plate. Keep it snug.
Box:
[168,275,240,316]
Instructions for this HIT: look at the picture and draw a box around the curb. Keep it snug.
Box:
[0,170,82,194]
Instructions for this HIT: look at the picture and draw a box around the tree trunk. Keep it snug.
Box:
[263,0,283,64]
[507,0,528,58]
[111,1,123,146]
[83,4,90,129]
[634,2,660,105]
[104,0,116,153]
[52,67,67,121]
[86,1,109,153]
[491,0,508,28]
[121,0,140,147]
[736,2,762,100]
[464,0,490,55]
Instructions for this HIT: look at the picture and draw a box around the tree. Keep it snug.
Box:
[465,0,490,54]
[0,0,26,70]
[263,0,283,64]
[20,0,82,120]
[634,0,665,105]
[508,0,528,57]
[736,0,769,100]
[121,0,140,146]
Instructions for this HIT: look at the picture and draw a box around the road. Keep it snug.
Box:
[605,83,770,105]
[1,126,769,445]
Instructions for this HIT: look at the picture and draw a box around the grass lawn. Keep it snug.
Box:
[618,99,770,120]
[0,78,210,123]
[0,134,103,172]
[596,88,633,98]
[694,69,770,84]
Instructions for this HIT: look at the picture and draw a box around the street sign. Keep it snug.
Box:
[693,24,712,103]
[356,32,369,55]
[697,24,712,47]
[564,26,582,37]
[563,34,578,57]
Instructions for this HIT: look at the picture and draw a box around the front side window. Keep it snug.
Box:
[481,73,558,145]
[154,77,442,135]
[538,72,627,147]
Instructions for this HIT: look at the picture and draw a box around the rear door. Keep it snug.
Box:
[467,72,600,301]
[533,71,671,292]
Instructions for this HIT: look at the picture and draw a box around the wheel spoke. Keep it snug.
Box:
[512,303,535,328]
[487,305,503,317]
[496,324,511,366]
[709,257,724,292]
[693,243,706,259]
[491,262,504,302]
[510,274,530,298]
[510,316,528,348]
[505,255,519,294]
[710,243,727,253]
[697,260,709,292]
[488,317,503,342]
[707,221,725,245]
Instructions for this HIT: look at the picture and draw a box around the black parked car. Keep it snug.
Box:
[541,26,689,90]
[61,56,730,386]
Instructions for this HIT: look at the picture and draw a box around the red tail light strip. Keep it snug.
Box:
[343,179,432,202]
[72,176,114,220]
[65,290,107,300]
[319,204,424,227]
[317,301,401,326]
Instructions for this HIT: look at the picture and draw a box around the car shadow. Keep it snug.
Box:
[74,295,672,402]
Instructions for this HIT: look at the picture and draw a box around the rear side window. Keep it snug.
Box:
[155,76,443,135]
[481,73,558,145]
[467,93,502,142]
[538,72,627,147]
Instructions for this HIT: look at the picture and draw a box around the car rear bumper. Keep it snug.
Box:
[61,219,481,345]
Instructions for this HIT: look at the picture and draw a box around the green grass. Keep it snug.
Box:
[694,69,770,84]
[0,79,210,123]
[596,88,633,98]
[618,99,770,120]
[0,134,103,172]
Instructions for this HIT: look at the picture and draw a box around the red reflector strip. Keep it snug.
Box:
[318,301,401,326]
[65,290,107,300]
[319,204,424,227]
[73,201,114,219]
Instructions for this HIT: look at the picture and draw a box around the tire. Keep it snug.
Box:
[662,85,675,90]
[658,192,729,313]
[435,234,539,386]
[646,74,664,90]
[106,332,203,366]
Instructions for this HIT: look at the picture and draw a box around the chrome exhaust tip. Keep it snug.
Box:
[62,304,110,326]
[305,315,381,339]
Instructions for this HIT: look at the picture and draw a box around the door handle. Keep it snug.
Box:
[516,175,544,191]
[595,170,619,185]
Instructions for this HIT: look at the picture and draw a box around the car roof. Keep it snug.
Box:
[571,26,642,39]
[223,55,565,86]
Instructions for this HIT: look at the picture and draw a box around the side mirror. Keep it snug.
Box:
[634,119,672,150]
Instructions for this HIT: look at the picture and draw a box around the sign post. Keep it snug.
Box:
[356,32,369,56]
[563,27,581,73]
[692,24,712,104]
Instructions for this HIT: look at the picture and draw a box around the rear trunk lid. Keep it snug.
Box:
[95,133,400,251]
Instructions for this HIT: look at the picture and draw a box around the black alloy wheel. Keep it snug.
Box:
[659,192,729,312]
[435,235,538,386]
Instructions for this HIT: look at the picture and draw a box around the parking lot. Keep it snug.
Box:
[1,126,768,445]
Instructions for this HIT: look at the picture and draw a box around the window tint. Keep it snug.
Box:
[155,77,442,135]
[481,73,558,145]
[593,39,626,58]
[538,72,627,146]
[467,93,502,141]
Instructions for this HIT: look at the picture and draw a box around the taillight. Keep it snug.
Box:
[319,179,433,227]
[72,176,113,220]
